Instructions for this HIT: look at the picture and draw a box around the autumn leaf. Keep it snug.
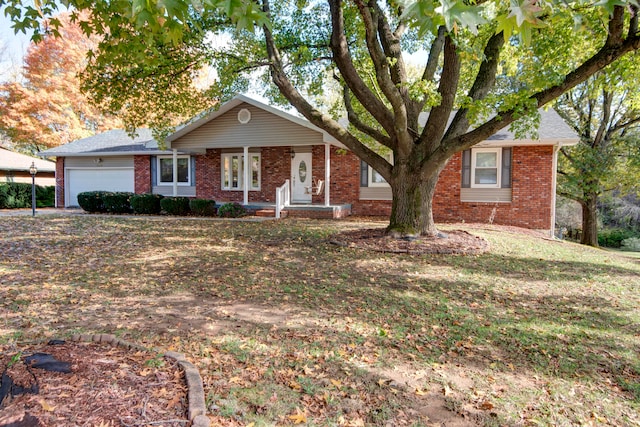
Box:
[39,399,56,412]
[288,408,307,424]
[330,379,342,388]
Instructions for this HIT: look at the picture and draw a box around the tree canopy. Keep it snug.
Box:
[0,13,121,153]
[555,51,640,246]
[2,0,639,235]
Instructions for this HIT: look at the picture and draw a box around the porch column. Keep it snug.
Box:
[243,145,249,205]
[324,143,330,206]
[172,149,178,197]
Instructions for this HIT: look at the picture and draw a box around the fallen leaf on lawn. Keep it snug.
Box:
[415,388,428,396]
[39,399,55,412]
[289,380,302,391]
[330,379,342,388]
[479,400,494,410]
[138,368,152,377]
[288,408,307,424]
[443,384,452,396]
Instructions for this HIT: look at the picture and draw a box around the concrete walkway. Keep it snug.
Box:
[0,208,85,217]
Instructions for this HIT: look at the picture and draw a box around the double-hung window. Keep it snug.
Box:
[157,156,190,185]
[222,153,261,191]
[361,152,393,187]
[462,147,512,189]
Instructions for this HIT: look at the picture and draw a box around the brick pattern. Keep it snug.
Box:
[134,156,152,194]
[128,145,553,230]
[56,157,65,208]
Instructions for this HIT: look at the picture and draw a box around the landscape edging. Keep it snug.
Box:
[71,333,210,427]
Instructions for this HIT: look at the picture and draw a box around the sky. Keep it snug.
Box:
[0,11,32,82]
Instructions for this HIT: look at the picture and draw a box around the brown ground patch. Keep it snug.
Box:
[0,341,188,427]
[330,228,490,255]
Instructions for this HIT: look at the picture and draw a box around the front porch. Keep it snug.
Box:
[216,202,352,219]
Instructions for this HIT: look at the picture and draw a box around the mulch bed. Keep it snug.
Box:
[330,228,490,255]
[0,341,188,427]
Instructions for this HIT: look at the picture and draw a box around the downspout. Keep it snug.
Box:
[172,149,178,197]
[243,146,249,205]
[324,144,330,207]
[550,143,561,238]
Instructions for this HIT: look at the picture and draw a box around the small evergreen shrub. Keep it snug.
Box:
[189,198,216,216]
[217,202,247,218]
[35,186,55,207]
[102,192,134,214]
[160,197,191,216]
[0,182,33,208]
[597,228,639,248]
[131,193,164,215]
[77,191,109,213]
[621,237,640,252]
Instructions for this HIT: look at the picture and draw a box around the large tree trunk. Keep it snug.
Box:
[580,193,599,246]
[387,163,444,238]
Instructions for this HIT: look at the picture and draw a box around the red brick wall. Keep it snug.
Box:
[350,146,554,230]
[134,156,151,194]
[328,146,360,205]
[195,147,291,202]
[134,143,553,230]
[56,157,65,208]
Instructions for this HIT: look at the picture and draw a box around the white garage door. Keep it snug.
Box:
[67,168,135,207]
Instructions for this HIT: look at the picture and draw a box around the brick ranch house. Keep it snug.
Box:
[39,95,578,235]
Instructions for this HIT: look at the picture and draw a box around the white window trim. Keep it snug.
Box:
[471,147,501,189]
[221,153,261,191]
[367,152,392,188]
[157,155,191,186]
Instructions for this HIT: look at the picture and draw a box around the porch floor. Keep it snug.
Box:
[215,202,352,219]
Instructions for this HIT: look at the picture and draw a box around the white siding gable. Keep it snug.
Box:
[171,104,326,150]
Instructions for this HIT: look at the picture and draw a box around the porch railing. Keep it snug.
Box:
[275,179,290,219]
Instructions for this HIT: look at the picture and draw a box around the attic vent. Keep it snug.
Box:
[238,108,251,124]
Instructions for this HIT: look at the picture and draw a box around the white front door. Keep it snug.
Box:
[291,152,312,203]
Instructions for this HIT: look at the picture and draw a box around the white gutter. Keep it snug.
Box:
[550,143,562,238]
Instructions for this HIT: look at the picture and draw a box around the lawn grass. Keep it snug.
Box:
[1,215,639,426]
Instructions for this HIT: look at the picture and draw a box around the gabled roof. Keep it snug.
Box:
[167,94,339,144]
[37,129,176,157]
[483,108,578,145]
[37,96,579,158]
[0,147,55,172]
[415,108,579,146]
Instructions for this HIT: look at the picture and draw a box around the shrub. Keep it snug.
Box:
[77,191,109,213]
[597,228,639,248]
[0,183,29,208]
[160,197,191,216]
[189,198,216,216]
[217,202,247,218]
[131,194,164,215]
[102,192,134,214]
[35,186,55,207]
[621,237,640,252]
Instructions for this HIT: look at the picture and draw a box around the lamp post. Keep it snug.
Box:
[29,162,37,217]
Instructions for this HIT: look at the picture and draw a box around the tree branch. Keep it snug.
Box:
[443,6,640,157]
[443,30,505,141]
[419,35,460,154]
[341,81,392,147]
[327,0,395,135]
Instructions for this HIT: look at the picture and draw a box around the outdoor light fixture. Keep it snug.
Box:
[291,149,295,159]
[29,162,37,217]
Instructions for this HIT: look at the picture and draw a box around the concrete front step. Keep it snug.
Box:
[255,209,288,218]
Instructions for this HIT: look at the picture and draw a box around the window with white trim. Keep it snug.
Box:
[221,153,261,191]
[471,148,501,188]
[157,156,190,185]
[362,152,392,187]
[462,147,512,188]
